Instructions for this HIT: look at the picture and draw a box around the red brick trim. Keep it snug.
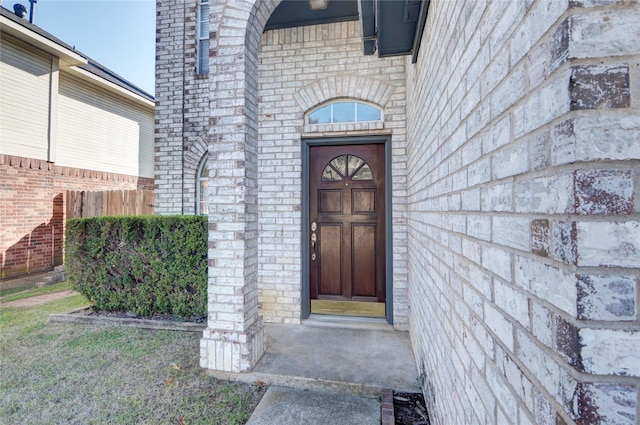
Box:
[381,388,395,425]
[1,154,154,279]
[0,154,153,190]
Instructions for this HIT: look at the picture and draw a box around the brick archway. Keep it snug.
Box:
[200,0,281,373]
[294,75,397,112]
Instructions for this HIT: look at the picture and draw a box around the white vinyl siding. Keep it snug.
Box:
[56,72,154,178]
[0,36,51,159]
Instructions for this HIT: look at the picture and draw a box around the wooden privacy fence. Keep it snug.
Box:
[66,190,154,219]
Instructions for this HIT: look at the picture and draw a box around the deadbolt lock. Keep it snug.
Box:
[311,222,317,231]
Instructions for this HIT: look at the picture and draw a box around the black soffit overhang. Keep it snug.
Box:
[264,0,430,63]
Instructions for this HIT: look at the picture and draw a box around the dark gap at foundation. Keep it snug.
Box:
[394,391,429,425]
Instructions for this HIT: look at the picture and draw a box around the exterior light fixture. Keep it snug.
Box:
[308,0,328,10]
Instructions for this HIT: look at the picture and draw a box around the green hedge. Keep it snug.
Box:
[65,215,208,320]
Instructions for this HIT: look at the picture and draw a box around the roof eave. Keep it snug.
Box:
[358,0,429,59]
[0,14,87,67]
[66,66,155,109]
[411,0,430,64]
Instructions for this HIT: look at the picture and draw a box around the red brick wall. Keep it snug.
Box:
[0,154,154,279]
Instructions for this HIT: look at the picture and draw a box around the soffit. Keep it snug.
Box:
[265,0,359,30]
[264,0,429,59]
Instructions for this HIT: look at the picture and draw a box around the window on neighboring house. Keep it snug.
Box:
[197,0,209,74]
[197,156,209,215]
[307,101,382,124]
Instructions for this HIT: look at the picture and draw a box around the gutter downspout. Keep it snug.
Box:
[47,57,59,163]
[411,0,429,64]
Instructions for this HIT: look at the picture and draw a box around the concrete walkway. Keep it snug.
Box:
[246,386,382,425]
[210,318,420,424]
[2,290,77,307]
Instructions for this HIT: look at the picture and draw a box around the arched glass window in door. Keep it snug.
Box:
[197,156,208,215]
[322,155,373,181]
[307,101,382,125]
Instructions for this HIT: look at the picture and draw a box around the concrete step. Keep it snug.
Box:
[1,266,67,291]
[36,265,66,287]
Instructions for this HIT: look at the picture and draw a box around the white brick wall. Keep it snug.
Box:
[406,0,640,424]
[155,0,639,419]
[258,20,409,327]
[155,0,211,215]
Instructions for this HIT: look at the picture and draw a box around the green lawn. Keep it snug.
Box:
[0,282,264,425]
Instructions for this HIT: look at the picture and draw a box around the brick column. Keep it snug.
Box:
[154,0,187,215]
[199,0,278,372]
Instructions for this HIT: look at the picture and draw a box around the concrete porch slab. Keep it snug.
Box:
[207,320,420,397]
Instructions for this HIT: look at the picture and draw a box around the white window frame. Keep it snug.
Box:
[196,156,209,215]
[306,100,383,125]
[196,0,209,74]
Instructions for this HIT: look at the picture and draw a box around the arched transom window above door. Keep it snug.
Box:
[304,100,384,133]
[307,101,382,125]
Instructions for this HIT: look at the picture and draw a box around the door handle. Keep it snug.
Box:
[311,233,317,261]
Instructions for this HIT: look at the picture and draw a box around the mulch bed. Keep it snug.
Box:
[394,391,430,425]
[83,309,206,323]
[48,307,207,333]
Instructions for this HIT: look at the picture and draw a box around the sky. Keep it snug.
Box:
[16,0,156,96]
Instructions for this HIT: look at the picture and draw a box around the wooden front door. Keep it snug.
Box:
[309,144,385,304]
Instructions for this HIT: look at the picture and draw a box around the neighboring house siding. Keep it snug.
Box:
[258,21,409,327]
[57,72,154,178]
[406,1,639,424]
[1,19,155,280]
[0,35,51,160]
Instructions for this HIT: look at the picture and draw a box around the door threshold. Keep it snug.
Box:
[311,299,385,318]
[304,314,393,331]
